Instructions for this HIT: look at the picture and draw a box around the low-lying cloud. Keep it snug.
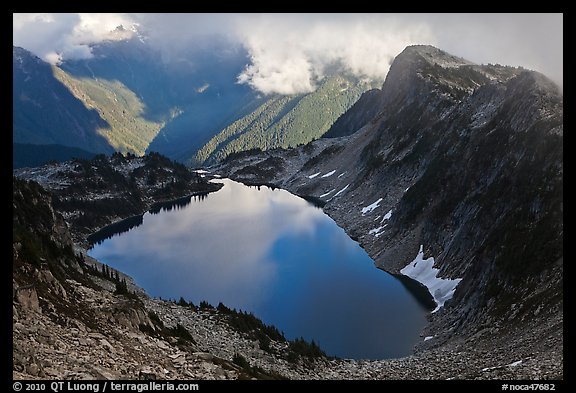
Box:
[13,13,563,94]
[234,14,432,94]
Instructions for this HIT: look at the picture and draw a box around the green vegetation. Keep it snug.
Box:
[52,66,166,156]
[287,337,326,362]
[168,323,196,344]
[193,75,378,165]
[210,301,327,363]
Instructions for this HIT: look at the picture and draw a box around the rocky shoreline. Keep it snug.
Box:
[14,263,562,380]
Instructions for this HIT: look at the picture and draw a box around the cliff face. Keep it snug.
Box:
[218,45,563,364]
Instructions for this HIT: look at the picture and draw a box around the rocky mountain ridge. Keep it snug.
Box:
[216,45,563,372]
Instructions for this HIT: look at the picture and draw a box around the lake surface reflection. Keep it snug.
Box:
[89,179,428,359]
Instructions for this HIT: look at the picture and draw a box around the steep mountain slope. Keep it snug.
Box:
[60,38,260,161]
[193,75,378,165]
[13,47,113,154]
[218,45,563,375]
[13,39,261,162]
[322,88,384,138]
[14,39,378,166]
[52,65,166,155]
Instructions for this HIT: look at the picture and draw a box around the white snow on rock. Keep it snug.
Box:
[382,209,393,221]
[361,198,383,215]
[507,360,523,367]
[193,169,210,174]
[320,189,335,198]
[308,172,321,179]
[368,225,386,236]
[338,172,347,178]
[400,245,462,313]
[332,184,350,198]
[424,336,435,341]
[369,209,393,237]
[321,170,336,178]
[116,159,145,175]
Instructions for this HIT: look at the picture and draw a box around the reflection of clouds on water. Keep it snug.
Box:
[90,179,325,309]
[89,179,429,359]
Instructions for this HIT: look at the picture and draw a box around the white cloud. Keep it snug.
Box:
[234,14,432,94]
[13,13,137,64]
[13,13,563,90]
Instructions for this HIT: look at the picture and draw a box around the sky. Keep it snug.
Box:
[13,13,563,94]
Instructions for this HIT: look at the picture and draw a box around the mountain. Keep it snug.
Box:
[14,39,377,167]
[322,88,385,138]
[13,143,97,169]
[13,40,260,160]
[13,46,113,154]
[218,45,563,376]
[59,38,260,160]
[193,74,379,165]
[12,44,562,379]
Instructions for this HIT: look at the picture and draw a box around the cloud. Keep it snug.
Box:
[13,13,137,64]
[13,13,563,91]
[233,14,432,94]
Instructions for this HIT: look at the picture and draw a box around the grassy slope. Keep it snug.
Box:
[52,66,165,156]
[193,75,378,165]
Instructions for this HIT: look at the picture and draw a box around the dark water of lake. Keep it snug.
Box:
[88,179,429,359]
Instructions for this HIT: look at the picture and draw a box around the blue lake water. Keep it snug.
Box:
[88,178,429,359]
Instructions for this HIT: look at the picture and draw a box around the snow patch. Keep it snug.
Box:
[424,336,434,341]
[400,245,462,313]
[361,198,383,215]
[308,172,321,179]
[193,169,210,174]
[332,184,350,198]
[382,209,392,221]
[507,360,523,367]
[338,172,347,178]
[320,189,335,198]
[405,187,410,192]
[321,170,336,178]
[368,225,386,236]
